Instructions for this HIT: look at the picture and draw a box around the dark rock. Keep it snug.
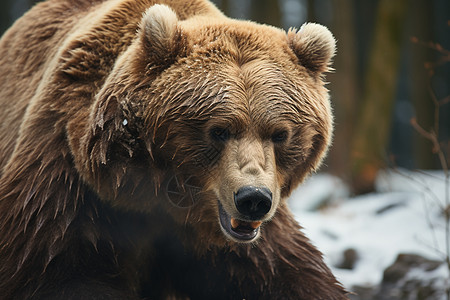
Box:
[382,253,441,284]
[337,248,359,270]
[349,285,377,300]
[375,202,405,215]
[374,253,446,300]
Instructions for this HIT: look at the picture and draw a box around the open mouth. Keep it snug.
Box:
[218,201,262,241]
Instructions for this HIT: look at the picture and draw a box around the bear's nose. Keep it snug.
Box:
[234,186,272,220]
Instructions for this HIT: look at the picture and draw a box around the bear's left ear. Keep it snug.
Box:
[287,23,336,76]
[139,4,187,69]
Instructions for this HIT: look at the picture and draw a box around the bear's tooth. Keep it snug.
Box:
[230,217,238,229]
[250,221,262,229]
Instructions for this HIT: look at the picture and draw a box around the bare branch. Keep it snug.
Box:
[410,118,449,173]
[411,36,450,56]
[440,95,450,106]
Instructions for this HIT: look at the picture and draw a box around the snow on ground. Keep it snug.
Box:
[288,169,449,291]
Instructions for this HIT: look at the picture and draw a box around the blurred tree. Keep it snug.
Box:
[250,0,281,27]
[351,0,407,194]
[306,0,315,21]
[0,0,41,36]
[327,0,358,185]
[409,0,435,169]
[221,0,230,16]
[0,1,13,35]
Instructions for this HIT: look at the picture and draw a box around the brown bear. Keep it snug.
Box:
[0,0,347,299]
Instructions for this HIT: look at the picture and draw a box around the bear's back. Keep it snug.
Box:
[0,0,96,169]
[0,0,223,171]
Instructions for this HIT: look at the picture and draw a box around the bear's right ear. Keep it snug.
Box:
[287,23,336,76]
[140,4,187,70]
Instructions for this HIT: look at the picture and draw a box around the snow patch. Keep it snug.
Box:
[288,170,449,292]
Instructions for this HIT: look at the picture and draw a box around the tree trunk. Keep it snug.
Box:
[0,1,13,36]
[250,0,281,27]
[220,0,230,16]
[326,0,358,184]
[350,0,407,194]
[409,0,435,169]
[306,0,315,22]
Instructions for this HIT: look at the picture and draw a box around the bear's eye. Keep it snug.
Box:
[271,130,288,144]
[210,127,230,142]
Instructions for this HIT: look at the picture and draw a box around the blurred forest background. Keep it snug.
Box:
[1,0,449,195]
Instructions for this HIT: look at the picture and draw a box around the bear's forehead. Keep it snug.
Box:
[156,58,314,129]
[149,19,324,128]
[153,53,319,126]
[175,55,312,108]
[181,18,290,60]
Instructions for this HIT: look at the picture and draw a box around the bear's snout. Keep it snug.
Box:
[215,136,281,243]
[234,186,272,220]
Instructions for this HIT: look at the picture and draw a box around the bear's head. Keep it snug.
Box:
[78,5,335,245]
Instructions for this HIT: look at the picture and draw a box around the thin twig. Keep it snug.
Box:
[440,95,450,106]
[427,83,440,137]
[393,168,445,211]
[410,33,450,299]
[410,118,449,174]
[411,37,450,56]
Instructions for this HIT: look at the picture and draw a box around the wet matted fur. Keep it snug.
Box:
[0,0,347,299]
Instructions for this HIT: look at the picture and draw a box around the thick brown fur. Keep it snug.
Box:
[0,0,347,299]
